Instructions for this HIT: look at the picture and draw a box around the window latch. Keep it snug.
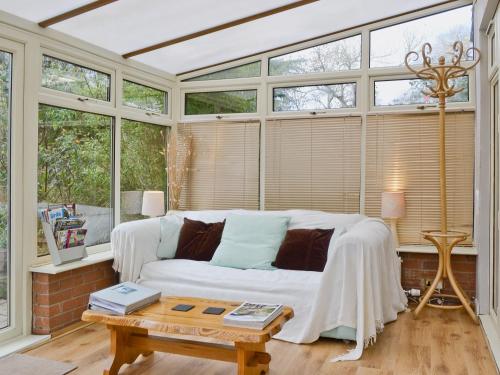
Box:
[416,105,437,110]
[77,97,89,102]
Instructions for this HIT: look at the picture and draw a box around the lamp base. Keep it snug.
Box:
[390,218,400,249]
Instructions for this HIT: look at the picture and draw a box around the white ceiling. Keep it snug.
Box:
[0,0,445,75]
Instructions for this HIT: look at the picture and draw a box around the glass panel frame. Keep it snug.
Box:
[369,5,473,68]
[120,119,168,223]
[182,61,261,82]
[184,89,258,116]
[269,34,362,76]
[41,54,112,102]
[272,82,357,112]
[122,79,168,114]
[0,50,11,332]
[373,76,470,107]
[37,104,114,257]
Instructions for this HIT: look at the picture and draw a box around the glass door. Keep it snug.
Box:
[0,38,23,342]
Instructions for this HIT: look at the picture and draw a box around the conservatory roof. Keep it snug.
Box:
[0,0,446,75]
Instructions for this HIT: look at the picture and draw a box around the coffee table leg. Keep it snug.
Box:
[104,325,151,375]
[235,342,270,375]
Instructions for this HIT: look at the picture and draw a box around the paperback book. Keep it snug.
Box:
[223,302,284,330]
[88,282,161,315]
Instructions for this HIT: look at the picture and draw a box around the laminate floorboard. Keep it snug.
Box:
[25,307,498,374]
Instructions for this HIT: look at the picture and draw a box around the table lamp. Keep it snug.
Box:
[141,191,165,217]
[381,191,406,248]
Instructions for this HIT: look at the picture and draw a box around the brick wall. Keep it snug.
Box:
[32,260,117,334]
[400,253,476,298]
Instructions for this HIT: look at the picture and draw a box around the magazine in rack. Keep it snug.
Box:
[39,203,88,265]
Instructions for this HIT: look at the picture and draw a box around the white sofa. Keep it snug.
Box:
[111,209,407,361]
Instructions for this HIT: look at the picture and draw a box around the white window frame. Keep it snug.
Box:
[181,85,261,122]
[121,71,172,121]
[267,78,361,117]
[39,47,115,110]
[0,37,25,344]
[370,73,476,112]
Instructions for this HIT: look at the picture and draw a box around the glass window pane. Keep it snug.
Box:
[120,119,168,223]
[0,51,11,330]
[374,76,469,106]
[185,90,257,115]
[41,55,111,101]
[273,83,356,112]
[370,6,473,68]
[122,80,167,114]
[183,61,261,81]
[269,35,361,76]
[37,105,113,257]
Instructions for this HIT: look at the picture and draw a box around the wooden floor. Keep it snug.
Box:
[25,307,498,375]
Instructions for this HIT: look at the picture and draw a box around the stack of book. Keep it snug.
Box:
[39,204,87,250]
[224,302,284,329]
[89,282,161,315]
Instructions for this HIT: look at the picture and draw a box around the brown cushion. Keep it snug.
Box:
[272,228,334,272]
[175,218,225,261]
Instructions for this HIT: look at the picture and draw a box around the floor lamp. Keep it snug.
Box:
[405,41,480,323]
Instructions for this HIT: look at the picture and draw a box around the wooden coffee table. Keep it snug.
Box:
[82,296,294,375]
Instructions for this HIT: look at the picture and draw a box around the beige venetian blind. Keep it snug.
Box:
[365,112,474,245]
[177,120,260,210]
[265,116,361,212]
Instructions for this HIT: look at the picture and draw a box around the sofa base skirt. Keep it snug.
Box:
[320,326,356,341]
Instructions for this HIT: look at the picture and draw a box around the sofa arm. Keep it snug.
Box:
[111,217,161,282]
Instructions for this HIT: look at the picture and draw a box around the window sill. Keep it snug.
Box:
[397,245,477,256]
[0,334,50,357]
[29,249,114,275]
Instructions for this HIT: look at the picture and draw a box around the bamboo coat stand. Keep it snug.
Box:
[404,41,480,324]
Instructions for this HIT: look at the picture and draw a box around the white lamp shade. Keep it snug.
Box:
[141,191,165,217]
[381,191,406,219]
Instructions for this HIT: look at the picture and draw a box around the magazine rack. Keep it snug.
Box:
[41,221,87,265]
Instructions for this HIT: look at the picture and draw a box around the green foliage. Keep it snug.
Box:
[41,55,110,101]
[185,90,257,115]
[38,105,112,207]
[184,61,261,82]
[122,80,167,113]
[120,119,167,192]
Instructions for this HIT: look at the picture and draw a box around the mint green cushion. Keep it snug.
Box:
[156,215,183,259]
[210,215,290,270]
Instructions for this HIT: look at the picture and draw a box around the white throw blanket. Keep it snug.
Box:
[112,211,407,361]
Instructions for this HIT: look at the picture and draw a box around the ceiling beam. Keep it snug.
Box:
[38,0,118,28]
[122,0,319,59]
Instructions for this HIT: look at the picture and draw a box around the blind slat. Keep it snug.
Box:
[365,112,474,245]
[177,120,260,210]
[265,116,362,213]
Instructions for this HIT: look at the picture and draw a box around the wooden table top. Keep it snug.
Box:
[82,296,294,344]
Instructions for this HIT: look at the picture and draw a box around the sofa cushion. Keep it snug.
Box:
[272,228,334,272]
[175,218,225,261]
[210,214,290,270]
[157,215,183,259]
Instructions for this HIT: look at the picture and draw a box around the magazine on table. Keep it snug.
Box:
[223,302,284,329]
[88,282,161,315]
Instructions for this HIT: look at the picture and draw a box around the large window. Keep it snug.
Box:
[122,80,167,114]
[37,105,113,256]
[374,76,469,106]
[42,55,111,101]
[183,61,261,82]
[370,5,473,68]
[120,119,168,223]
[0,51,11,330]
[185,90,257,115]
[273,83,356,112]
[269,35,361,76]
